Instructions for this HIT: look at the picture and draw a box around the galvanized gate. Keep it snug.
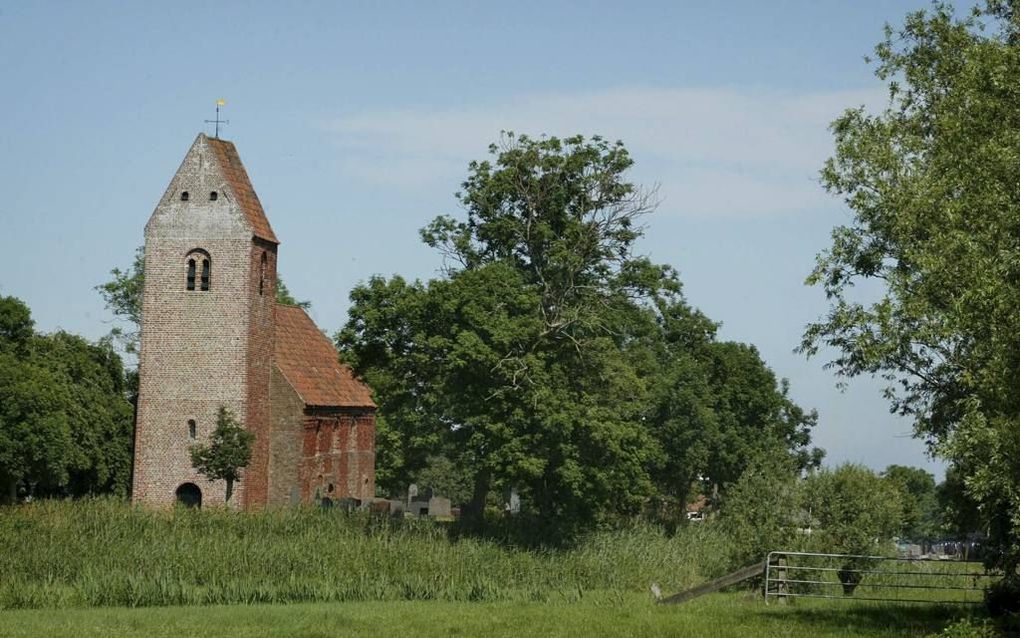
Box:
[764,551,996,605]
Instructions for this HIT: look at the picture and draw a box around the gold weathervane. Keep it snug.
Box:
[205,99,229,139]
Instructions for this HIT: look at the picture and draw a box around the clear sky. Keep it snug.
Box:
[0,1,951,477]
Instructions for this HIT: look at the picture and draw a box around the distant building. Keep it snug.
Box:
[131,133,376,509]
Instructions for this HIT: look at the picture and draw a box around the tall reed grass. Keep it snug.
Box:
[0,499,736,609]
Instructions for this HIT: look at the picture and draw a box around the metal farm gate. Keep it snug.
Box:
[764,551,996,605]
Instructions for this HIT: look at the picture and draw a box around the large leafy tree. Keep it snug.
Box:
[340,133,820,533]
[0,296,134,502]
[341,134,670,529]
[802,1,1020,575]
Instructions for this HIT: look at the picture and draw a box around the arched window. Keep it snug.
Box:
[209,191,218,201]
[200,259,211,291]
[259,252,267,296]
[180,191,190,202]
[185,249,211,292]
[188,419,197,440]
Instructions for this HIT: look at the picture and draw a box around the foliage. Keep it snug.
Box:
[927,617,1005,638]
[97,246,145,355]
[0,502,976,637]
[801,1,1020,575]
[189,406,254,503]
[0,498,732,610]
[339,132,821,535]
[803,464,903,557]
[275,278,311,309]
[984,574,1020,617]
[802,465,904,595]
[409,455,474,505]
[0,349,72,502]
[718,454,803,566]
[0,295,34,352]
[0,296,133,502]
[937,465,984,538]
[882,464,940,541]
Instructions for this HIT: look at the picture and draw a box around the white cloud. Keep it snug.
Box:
[326,86,886,216]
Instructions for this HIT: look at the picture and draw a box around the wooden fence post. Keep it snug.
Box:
[776,556,788,604]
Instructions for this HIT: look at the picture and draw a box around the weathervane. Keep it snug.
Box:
[205,99,229,138]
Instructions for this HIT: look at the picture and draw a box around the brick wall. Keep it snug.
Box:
[298,410,376,503]
[241,238,277,509]
[267,365,304,506]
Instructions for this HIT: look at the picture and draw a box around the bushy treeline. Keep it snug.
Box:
[0,296,134,502]
[0,498,736,610]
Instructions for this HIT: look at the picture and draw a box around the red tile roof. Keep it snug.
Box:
[206,137,279,244]
[274,304,375,409]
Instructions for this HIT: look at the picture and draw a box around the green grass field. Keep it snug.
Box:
[0,592,974,638]
[2,500,1004,636]
[0,500,735,609]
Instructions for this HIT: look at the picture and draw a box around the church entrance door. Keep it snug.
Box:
[175,483,202,508]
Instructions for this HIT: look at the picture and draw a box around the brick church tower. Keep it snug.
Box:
[132,133,375,509]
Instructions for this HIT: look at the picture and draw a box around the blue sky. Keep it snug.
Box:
[0,1,950,477]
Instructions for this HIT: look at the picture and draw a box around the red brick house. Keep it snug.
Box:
[131,133,375,509]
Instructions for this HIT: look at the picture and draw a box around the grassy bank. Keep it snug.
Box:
[0,499,736,610]
[0,593,972,638]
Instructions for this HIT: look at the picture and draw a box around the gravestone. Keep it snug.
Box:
[508,488,521,515]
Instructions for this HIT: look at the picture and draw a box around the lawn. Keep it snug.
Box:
[0,592,970,638]
[1,501,994,636]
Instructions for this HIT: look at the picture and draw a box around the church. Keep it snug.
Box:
[131,133,376,509]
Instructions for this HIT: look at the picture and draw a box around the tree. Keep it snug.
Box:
[719,454,803,567]
[801,1,1020,576]
[0,296,134,502]
[32,332,135,498]
[276,279,311,309]
[937,464,984,539]
[637,300,822,512]
[0,295,34,353]
[410,454,474,506]
[881,465,940,542]
[189,406,254,503]
[0,350,72,502]
[804,465,904,552]
[341,134,672,531]
[97,246,145,355]
[339,133,821,535]
[803,464,904,595]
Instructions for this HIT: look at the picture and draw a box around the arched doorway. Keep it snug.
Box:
[175,483,202,508]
